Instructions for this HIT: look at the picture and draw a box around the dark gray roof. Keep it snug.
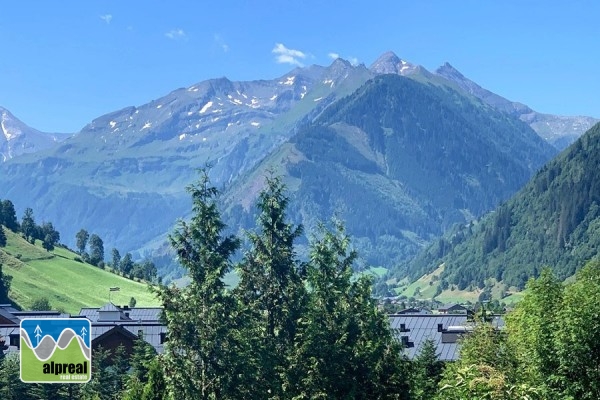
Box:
[389,314,470,361]
[80,306,162,322]
[98,302,121,312]
[91,323,167,354]
[0,308,21,326]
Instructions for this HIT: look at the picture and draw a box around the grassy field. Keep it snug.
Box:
[1,228,159,314]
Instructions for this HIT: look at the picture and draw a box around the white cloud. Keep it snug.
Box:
[100,14,113,24]
[328,52,340,60]
[348,57,359,66]
[272,43,307,66]
[166,29,186,40]
[214,34,229,52]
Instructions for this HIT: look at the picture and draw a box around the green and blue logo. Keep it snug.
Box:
[20,318,91,383]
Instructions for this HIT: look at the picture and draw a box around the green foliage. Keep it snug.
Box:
[290,220,410,399]
[0,355,32,399]
[235,173,307,399]
[412,339,444,400]
[21,208,36,244]
[129,331,158,384]
[554,260,600,399]
[88,233,104,266]
[505,268,563,395]
[154,168,241,400]
[437,364,542,400]
[141,357,167,400]
[30,297,52,311]
[407,122,600,290]
[76,228,89,255]
[111,248,121,271]
[0,200,19,232]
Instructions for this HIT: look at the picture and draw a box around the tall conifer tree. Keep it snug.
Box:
[154,169,240,400]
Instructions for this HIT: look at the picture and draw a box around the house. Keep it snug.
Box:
[0,302,167,361]
[0,304,71,355]
[397,307,432,315]
[78,303,167,359]
[389,313,471,361]
[437,303,469,314]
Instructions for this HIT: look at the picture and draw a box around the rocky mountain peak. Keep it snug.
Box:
[435,62,467,81]
[369,51,417,76]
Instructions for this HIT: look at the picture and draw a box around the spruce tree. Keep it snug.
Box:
[235,174,307,398]
[111,248,121,272]
[412,339,444,400]
[21,207,36,243]
[153,169,240,400]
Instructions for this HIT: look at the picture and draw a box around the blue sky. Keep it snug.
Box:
[1,1,598,133]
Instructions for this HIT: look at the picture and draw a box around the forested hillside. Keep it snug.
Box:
[223,74,556,271]
[405,122,600,290]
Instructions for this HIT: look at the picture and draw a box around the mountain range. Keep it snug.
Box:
[0,51,596,283]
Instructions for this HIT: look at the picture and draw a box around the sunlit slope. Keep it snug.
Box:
[0,228,159,313]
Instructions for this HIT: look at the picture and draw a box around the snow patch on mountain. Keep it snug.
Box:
[199,101,213,114]
[279,76,295,85]
[1,110,22,141]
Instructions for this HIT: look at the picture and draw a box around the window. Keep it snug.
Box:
[9,334,19,348]
[160,332,167,344]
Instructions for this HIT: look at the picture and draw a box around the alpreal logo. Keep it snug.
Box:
[20,318,92,383]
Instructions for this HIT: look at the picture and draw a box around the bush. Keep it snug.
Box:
[30,297,52,311]
[74,256,83,263]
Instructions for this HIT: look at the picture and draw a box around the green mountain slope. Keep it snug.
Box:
[222,74,557,270]
[0,60,373,258]
[405,122,600,291]
[0,227,158,313]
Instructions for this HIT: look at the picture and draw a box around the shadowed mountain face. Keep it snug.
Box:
[405,122,600,290]
[221,74,557,269]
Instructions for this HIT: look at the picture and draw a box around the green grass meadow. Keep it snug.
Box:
[1,228,159,314]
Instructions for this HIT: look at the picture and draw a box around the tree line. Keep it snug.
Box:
[3,170,600,399]
[0,200,60,251]
[75,229,157,283]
